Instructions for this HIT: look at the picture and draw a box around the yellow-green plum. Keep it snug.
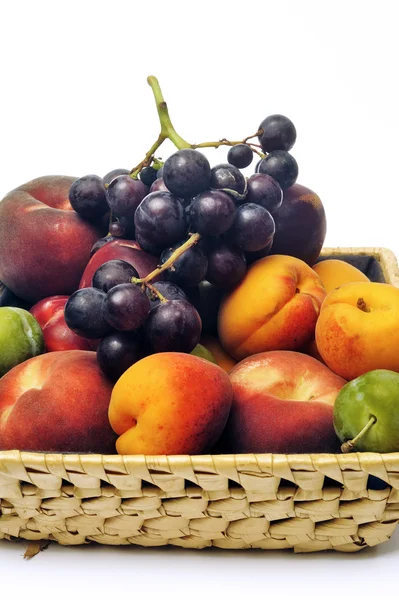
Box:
[0,307,44,376]
[334,369,399,453]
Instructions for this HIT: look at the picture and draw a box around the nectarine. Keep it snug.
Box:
[218,351,346,454]
[0,350,117,453]
[313,259,369,293]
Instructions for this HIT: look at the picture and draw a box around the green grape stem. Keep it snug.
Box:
[130,76,265,178]
[132,233,201,286]
[340,416,377,453]
[144,282,168,303]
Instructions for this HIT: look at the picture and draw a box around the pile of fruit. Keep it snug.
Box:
[0,76,398,457]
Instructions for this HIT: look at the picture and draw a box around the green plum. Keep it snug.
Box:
[334,369,399,453]
[0,307,45,376]
[191,343,217,364]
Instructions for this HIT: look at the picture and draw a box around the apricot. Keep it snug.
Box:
[316,282,399,380]
[108,352,233,455]
[218,254,326,360]
[313,259,369,293]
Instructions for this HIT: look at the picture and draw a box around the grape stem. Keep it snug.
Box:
[129,76,265,177]
[132,233,201,285]
[340,416,377,453]
[145,282,168,303]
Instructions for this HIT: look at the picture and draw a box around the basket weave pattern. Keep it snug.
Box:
[1,247,399,553]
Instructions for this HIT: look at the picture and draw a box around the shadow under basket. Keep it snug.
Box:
[1,247,399,554]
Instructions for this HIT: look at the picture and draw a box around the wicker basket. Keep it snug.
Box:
[1,247,399,554]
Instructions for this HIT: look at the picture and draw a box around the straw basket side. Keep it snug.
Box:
[1,247,399,553]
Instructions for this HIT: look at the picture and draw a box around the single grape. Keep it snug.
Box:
[92,259,139,293]
[64,288,111,339]
[69,175,109,221]
[160,243,208,287]
[106,175,148,218]
[146,281,188,308]
[206,243,247,288]
[246,173,283,213]
[254,160,262,173]
[97,331,145,381]
[258,114,297,152]
[134,191,187,255]
[103,168,130,185]
[90,236,116,257]
[139,166,157,187]
[258,150,298,189]
[145,299,201,353]
[163,149,211,199]
[229,203,275,252]
[195,280,224,336]
[103,283,150,331]
[227,144,253,169]
[108,221,126,238]
[210,163,246,195]
[150,178,168,193]
[189,190,236,236]
[156,166,164,179]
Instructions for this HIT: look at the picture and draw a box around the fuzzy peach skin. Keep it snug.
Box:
[312,259,369,293]
[218,255,326,360]
[217,351,346,454]
[316,282,399,380]
[0,176,105,303]
[108,352,233,455]
[0,350,117,453]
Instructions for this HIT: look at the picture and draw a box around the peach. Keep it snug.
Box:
[0,350,117,453]
[108,352,233,455]
[217,351,346,454]
[218,254,326,360]
[200,335,237,373]
[316,282,399,380]
[313,259,369,293]
[0,176,106,303]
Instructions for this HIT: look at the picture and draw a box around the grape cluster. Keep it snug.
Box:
[66,113,298,380]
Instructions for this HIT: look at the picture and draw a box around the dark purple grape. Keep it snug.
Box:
[195,280,224,336]
[227,144,253,169]
[189,190,236,236]
[90,236,116,257]
[258,115,296,152]
[150,178,168,193]
[210,164,246,195]
[134,191,187,255]
[245,240,273,265]
[139,166,157,187]
[65,288,112,339]
[103,283,150,331]
[156,166,164,179]
[160,243,208,287]
[206,243,247,288]
[163,149,211,199]
[97,331,145,381]
[145,299,201,353]
[93,260,139,293]
[258,151,298,189]
[69,175,109,221]
[229,203,275,252]
[146,281,188,308]
[108,221,126,237]
[254,160,262,173]
[246,173,283,214]
[103,168,130,185]
[106,175,148,219]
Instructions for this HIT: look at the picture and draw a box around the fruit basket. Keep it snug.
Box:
[1,246,399,554]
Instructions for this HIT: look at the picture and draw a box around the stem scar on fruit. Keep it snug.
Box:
[341,415,377,453]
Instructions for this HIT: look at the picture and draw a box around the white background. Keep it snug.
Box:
[1,0,399,597]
